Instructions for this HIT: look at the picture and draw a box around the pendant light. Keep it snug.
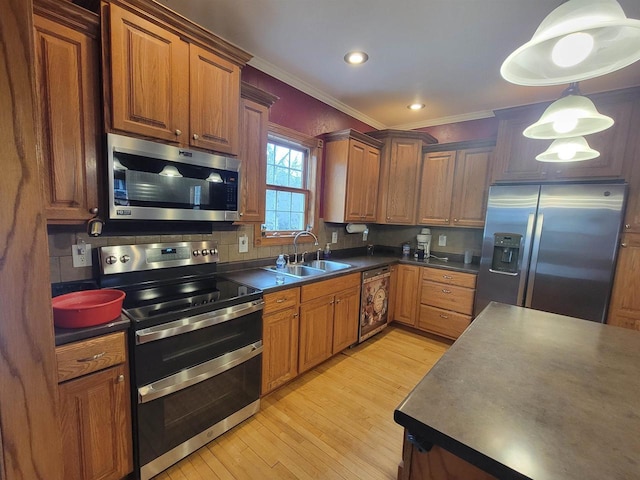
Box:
[501,0,640,86]
[159,165,183,177]
[523,83,614,139]
[536,136,600,162]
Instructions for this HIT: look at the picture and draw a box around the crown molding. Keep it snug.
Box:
[390,110,496,130]
[248,56,387,130]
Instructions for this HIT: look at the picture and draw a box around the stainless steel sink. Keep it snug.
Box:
[264,264,325,277]
[263,260,351,278]
[303,260,351,272]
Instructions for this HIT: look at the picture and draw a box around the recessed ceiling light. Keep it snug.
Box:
[344,51,368,65]
[408,103,425,111]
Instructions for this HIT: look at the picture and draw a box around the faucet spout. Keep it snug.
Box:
[293,230,319,263]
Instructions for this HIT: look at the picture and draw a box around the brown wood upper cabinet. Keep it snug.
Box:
[492,87,639,183]
[367,129,438,225]
[323,129,383,223]
[418,140,494,228]
[34,1,101,223]
[238,83,278,223]
[103,1,251,155]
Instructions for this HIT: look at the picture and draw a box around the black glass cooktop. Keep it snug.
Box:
[121,277,261,325]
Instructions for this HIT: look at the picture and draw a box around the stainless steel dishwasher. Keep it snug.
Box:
[359,265,391,343]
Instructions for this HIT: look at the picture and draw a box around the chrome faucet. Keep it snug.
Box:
[293,231,319,263]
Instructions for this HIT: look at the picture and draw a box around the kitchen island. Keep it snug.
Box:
[394,302,640,480]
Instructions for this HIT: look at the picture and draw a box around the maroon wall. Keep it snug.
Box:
[242,66,376,137]
[417,117,499,144]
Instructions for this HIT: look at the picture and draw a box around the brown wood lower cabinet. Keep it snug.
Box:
[262,288,300,395]
[393,265,421,326]
[399,430,497,480]
[56,331,132,480]
[607,233,640,331]
[299,273,361,373]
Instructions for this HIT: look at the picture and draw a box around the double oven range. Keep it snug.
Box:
[99,241,263,480]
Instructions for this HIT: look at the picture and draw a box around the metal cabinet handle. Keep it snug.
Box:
[276,298,286,303]
[439,314,449,319]
[193,133,199,140]
[621,242,628,247]
[441,289,451,294]
[77,352,105,362]
[445,218,449,222]
[293,313,299,318]
[453,218,458,222]
[625,224,630,229]
[336,299,342,304]
[117,375,125,383]
[442,275,453,279]
[175,129,182,136]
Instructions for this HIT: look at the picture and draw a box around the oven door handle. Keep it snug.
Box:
[135,299,265,345]
[138,340,263,404]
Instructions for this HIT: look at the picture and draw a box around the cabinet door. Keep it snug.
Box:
[59,364,132,480]
[299,296,334,373]
[380,138,421,224]
[607,234,640,331]
[491,110,549,183]
[393,265,420,326]
[34,14,99,222]
[451,147,492,227]
[332,286,361,353]
[262,306,299,395]
[108,4,189,142]
[238,97,268,222]
[344,140,381,222]
[189,45,240,155]
[620,98,640,234]
[417,151,456,225]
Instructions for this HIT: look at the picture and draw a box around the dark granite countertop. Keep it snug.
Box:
[54,314,130,346]
[221,253,478,293]
[394,302,640,480]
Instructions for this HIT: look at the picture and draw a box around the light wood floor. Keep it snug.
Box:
[153,325,450,480]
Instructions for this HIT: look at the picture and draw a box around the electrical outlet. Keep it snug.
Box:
[438,234,447,247]
[238,235,249,253]
[72,244,92,268]
[332,231,338,243]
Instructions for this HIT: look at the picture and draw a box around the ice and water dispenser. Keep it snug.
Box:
[490,233,522,274]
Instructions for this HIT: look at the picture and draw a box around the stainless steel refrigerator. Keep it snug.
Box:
[474,183,626,322]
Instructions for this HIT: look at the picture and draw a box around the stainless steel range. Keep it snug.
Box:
[98,241,263,480]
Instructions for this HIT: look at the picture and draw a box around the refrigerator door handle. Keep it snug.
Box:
[516,212,537,305]
[489,269,519,276]
[524,213,544,308]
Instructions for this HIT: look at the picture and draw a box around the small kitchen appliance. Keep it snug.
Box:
[417,228,431,258]
[99,241,263,480]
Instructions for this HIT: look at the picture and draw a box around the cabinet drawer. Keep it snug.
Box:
[422,267,476,289]
[263,287,300,315]
[56,331,127,383]
[421,281,474,315]
[417,304,471,340]
[301,272,360,303]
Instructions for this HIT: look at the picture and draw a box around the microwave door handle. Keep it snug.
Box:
[137,341,263,404]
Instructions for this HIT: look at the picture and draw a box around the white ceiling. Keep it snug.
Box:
[157,0,640,130]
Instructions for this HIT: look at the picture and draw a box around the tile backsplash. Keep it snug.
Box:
[48,221,483,283]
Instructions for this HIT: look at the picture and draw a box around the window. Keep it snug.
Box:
[255,124,321,247]
[265,141,308,232]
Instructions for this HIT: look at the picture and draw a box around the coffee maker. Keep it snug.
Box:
[416,228,431,259]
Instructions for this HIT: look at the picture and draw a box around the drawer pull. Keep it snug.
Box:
[442,275,453,279]
[439,314,449,319]
[441,289,451,294]
[117,374,125,383]
[77,352,105,363]
[276,298,286,303]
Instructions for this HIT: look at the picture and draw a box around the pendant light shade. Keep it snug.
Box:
[206,172,223,183]
[501,0,640,86]
[536,136,600,162]
[523,91,614,139]
[159,165,183,177]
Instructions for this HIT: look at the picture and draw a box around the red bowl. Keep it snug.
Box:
[52,289,126,329]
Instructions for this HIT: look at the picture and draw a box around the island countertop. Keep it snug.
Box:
[394,302,640,480]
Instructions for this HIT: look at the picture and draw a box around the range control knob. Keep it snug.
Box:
[192,250,200,256]
[211,248,218,256]
[201,249,208,256]
[105,255,117,265]
[120,255,130,263]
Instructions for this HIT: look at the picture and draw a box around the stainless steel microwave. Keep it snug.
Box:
[106,133,240,222]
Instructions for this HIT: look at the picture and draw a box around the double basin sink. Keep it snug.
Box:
[264,260,351,278]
